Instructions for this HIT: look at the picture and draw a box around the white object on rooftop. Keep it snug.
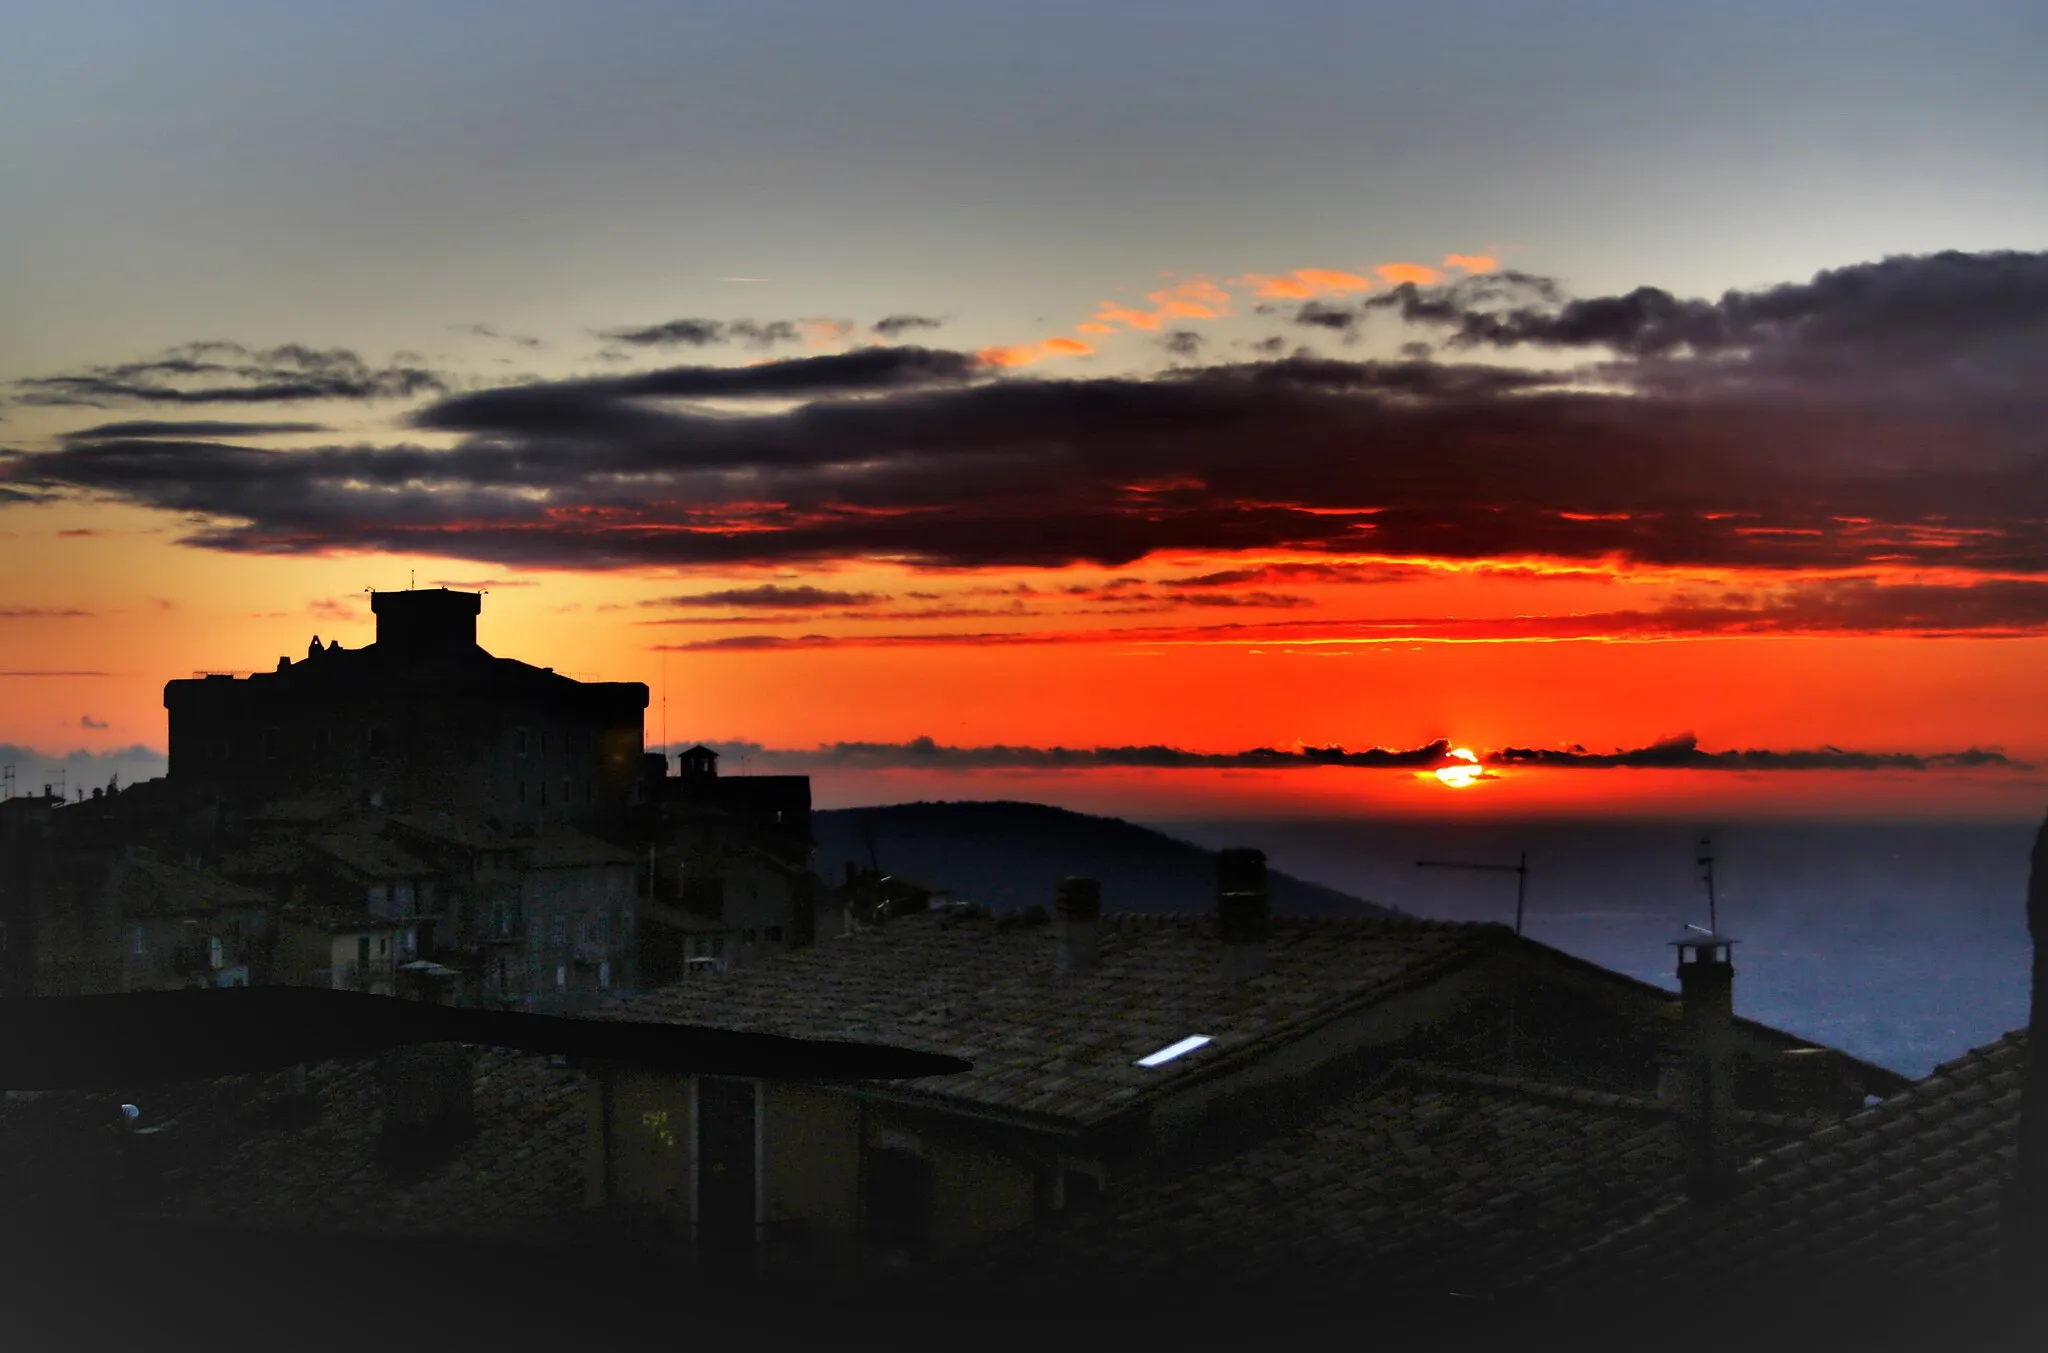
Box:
[1135,1035,1213,1068]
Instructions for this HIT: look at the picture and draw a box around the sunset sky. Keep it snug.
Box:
[4,1,2046,818]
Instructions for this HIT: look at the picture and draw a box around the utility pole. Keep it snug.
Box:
[1418,851,1531,1070]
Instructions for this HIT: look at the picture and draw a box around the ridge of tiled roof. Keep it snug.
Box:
[1517,1027,2028,1296]
[1392,1061,1825,1134]
[601,909,1503,1128]
[307,832,437,880]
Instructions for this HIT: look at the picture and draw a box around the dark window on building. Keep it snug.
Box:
[518,782,526,804]
[765,925,783,944]
[516,728,529,756]
[367,725,390,759]
[866,1144,934,1253]
[562,776,572,805]
[539,782,548,806]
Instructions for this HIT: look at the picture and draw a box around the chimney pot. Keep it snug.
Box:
[1217,848,1269,983]
[1055,876,1101,973]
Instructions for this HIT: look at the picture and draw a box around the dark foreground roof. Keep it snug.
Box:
[1528,1028,2027,1296]
[157,1050,589,1245]
[0,1049,588,1245]
[899,1060,1818,1312]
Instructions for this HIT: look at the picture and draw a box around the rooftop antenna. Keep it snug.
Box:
[1697,835,1719,933]
[1,763,13,802]
[661,651,669,757]
[1417,850,1531,1069]
[1416,851,1530,935]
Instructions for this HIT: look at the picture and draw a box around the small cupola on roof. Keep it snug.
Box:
[679,745,719,780]
[371,588,482,658]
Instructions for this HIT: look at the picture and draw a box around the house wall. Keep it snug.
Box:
[592,1071,1050,1285]
[520,863,634,1011]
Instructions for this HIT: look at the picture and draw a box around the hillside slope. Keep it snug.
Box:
[812,800,1395,919]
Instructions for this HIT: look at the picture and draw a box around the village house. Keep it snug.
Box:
[277,905,411,995]
[634,746,820,984]
[579,853,1903,1291]
[118,853,274,991]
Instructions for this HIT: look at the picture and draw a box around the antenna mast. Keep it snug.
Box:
[1697,835,1719,933]
[1417,850,1531,1069]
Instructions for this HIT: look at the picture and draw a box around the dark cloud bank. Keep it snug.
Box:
[6,252,2046,636]
[677,733,2027,774]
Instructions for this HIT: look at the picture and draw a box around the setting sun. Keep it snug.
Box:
[1435,747,1484,789]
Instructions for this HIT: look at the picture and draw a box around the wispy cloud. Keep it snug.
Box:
[12,342,447,407]
[645,583,885,610]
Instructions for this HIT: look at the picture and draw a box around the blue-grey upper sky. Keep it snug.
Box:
[5,0,2044,385]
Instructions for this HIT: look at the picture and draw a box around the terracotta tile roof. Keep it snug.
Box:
[907,1060,1816,1308]
[307,832,438,880]
[117,854,272,918]
[389,812,513,852]
[524,826,638,870]
[1526,1028,2027,1295]
[601,912,1504,1128]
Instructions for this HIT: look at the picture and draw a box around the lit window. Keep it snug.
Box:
[1135,1035,1213,1068]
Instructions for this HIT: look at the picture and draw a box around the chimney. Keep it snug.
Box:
[1217,848,1269,984]
[379,1042,476,1169]
[370,588,482,659]
[1054,876,1101,974]
[1672,930,1738,1204]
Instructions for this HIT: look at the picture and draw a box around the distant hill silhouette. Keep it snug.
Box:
[813,801,1396,919]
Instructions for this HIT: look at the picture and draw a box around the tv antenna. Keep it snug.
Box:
[1417,850,1531,1069]
[1416,851,1530,935]
[1697,835,1719,933]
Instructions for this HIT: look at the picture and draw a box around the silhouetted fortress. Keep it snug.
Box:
[164,589,649,827]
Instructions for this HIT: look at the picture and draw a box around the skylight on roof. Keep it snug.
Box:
[1135,1035,1213,1068]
